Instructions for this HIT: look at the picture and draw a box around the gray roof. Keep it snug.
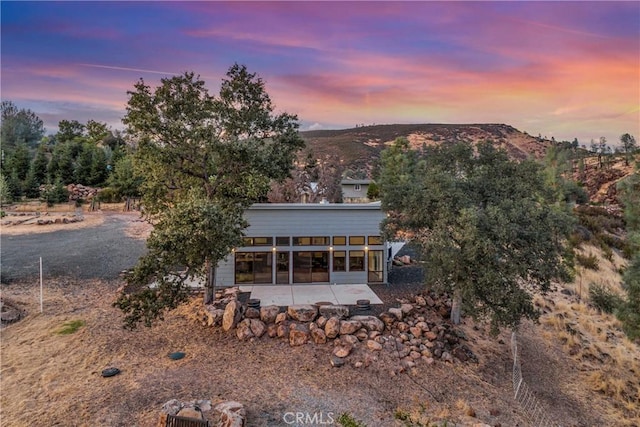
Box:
[249,202,381,211]
[340,179,372,185]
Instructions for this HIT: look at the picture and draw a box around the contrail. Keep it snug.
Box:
[77,63,179,76]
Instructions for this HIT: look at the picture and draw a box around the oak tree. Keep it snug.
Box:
[379,139,573,331]
[115,64,303,328]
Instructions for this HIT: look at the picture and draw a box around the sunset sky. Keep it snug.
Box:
[1,1,638,145]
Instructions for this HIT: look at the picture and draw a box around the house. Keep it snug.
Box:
[215,202,389,286]
[340,179,372,203]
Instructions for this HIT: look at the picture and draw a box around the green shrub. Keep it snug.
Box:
[41,180,69,206]
[55,319,85,335]
[96,187,120,203]
[574,205,625,234]
[576,253,599,271]
[589,283,623,314]
[596,232,626,251]
[338,412,367,427]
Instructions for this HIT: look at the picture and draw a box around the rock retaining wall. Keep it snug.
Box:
[185,287,477,372]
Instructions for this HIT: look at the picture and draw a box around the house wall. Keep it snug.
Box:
[214,203,387,286]
[341,184,370,202]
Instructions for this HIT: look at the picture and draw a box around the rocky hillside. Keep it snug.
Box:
[575,155,638,206]
[300,123,638,206]
[300,123,551,174]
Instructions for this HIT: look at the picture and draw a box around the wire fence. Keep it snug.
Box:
[511,332,560,427]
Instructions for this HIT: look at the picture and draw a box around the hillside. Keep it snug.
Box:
[301,123,638,206]
[300,123,552,174]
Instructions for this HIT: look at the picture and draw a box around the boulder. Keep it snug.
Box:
[161,399,182,415]
[275,312,288,324]
[379,312,396,326]
[367,340,383,351]
[267,324,278,338]
[289,324,310,346]
[276,323,289,338]
[355,329,368,341]
[339,320,362,336]
[414,295,427,306]
[324,317,341,339]
[350,315,385,332]
[213,401,246,427]
[205,308,225,327]
[244,307,260,319]
[287,304,318,322]
[424,331,438,341]
[330,355,345,367]
[260,305,280,324]
[319,305,350,319]
[316,315,328,328]
[249,319,266,338]
[177,407,203,420]
[222,300,241,332]
[310,327,327,344]
[409,327,422,338]
[236,319,254,340]
[415,321,429,331]
[333,344,353,358]
[341,334,359,345]
[388,307,403,321]
[400,303,414,315]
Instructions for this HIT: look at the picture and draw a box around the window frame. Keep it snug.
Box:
[349,236,365,245]
[333,250,346,272]
[349,250,365,271]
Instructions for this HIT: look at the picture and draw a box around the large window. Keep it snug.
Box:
[368,236,383,245]
[293,251,329,282]
[276,236,290,246]
[368,250,384,282]
[293,236,329,246]
[332,236,346,246]
[333,251,346,271]
[349,250,365,271]
[276,252,289,284]
[242,237,273,247]
[349,236,365,245]
[234,252,273,284]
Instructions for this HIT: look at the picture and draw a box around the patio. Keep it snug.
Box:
[237,284,383,306]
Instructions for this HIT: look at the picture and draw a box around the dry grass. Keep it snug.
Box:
[537,243,640,425]
[572,245,627,303]
[0,279,525,427]
[2,276,621,427]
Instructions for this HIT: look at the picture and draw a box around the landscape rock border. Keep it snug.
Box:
[187,287,478,373]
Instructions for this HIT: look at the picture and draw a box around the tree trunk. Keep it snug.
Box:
[204,259,215,304]
[450,288,462,324]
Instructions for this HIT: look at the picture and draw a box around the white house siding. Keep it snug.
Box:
[340,180,372,203]
[214,203,387,286]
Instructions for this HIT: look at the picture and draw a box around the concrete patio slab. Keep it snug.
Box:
[246,286,294,306]
[331,284,383,305]
[292,285,339,305]
[237,284,382,306]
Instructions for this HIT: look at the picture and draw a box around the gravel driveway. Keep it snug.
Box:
[1,214,147,283]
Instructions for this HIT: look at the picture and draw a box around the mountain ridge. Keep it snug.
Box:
[300,123,552,175]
